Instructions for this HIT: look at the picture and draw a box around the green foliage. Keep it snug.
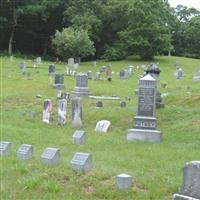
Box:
[119,0,173,60]
[52,27,95,60]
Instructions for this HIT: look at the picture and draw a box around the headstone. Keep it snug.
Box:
[17,144,33,160]
[41,147,60,166]
[10,55,13,61]
[95,120,111,133]
[0,141,11,156]
[74,63,79,69]
[35,57,41,64]
[176,68,184,80]
[119,69,128,79]
[92,61,97,67]
[173,161,200,200]
[193,68,200,82]
[70,152,92,173]
[95,72,101,80]
[19,62,26,74]
[68,58,74,69]
[96,101,103,108]
[100,66,107,73]
[127,74,161,142]
[145,63,164,108]
[42,99,52,124]
[72,97,83,129]
[87,71,92,80]
[49,64,56,76]
[120,101,126,108]
[57,99,67,125]
[116,173,133,190]
[72,130,86,145]
[71,73,91,97]
[53,74,64,89]
[127,66,134,76]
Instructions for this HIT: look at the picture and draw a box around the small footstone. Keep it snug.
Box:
[17,144,33,160]
[0,141,11,156]
[116,173,133,190]
[70,152,92,173]
[72,130,86,145]
[41,147,60,166]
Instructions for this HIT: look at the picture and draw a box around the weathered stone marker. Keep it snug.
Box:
[70,152,92,173]
[0,141,11,156]
[173,161,200,200]
[54,74,64,89]
[193,68,200,82]
[116,173,133,190]
[119,69,128,79]
[127,74,161,142]
[57,99,67,125]
[95,120,111,133]
[49,64,56,76]
[72,97,83,129]
[71,73,91,97]
[96,101,103,108]
[41,147,60,166]
[120,101,126,108]
[72,130,86,145]
[42,99,52,124]
[17,144,33,160]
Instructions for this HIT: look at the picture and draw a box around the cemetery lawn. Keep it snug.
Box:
[1,55,200,200]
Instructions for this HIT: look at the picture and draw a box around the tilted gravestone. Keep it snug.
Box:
[72,130,86,145]
[17,144,33,160]
[57,99,67,125]
[70,152,92,173]
[72,97,83,129]
[173,161,200,200]
[145,63,164,108]
[95,120,111,133]
[71,73,91,97]
[0,141,11,156]
[116,173,133,190]
[41,147,60,166]
[53,74,64,89]
[42,99,52,124]
[127,74,161,142]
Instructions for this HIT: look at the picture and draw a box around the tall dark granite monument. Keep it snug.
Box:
[145,63,164,108]
[127,74,161,142]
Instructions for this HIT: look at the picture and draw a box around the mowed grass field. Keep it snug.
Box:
[1,55,200,200]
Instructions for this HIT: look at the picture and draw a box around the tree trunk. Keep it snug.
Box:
[8,28,14,55]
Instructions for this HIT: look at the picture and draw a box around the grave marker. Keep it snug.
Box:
[116,173,133,190]
[17,144,33,160]
[72,97,83,129]
[57,99,67,125]
[95,120,111,133]
[70,152,92,173]
[127,74,161,142]
[0,141,11,156]
[173,161,200,200]
[72,130,86,145]
[41,147,60,166]
[42,99,52,124]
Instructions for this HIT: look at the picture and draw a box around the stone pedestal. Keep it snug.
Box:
[127,74,161,142]
[71,74,91,97]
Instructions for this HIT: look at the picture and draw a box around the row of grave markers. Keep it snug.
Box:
[1,141,199,197]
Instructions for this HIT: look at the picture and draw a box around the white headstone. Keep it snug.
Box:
[0,141,11,156]
[116,173,133,190]
[95,120,111,133]
[17,144,33,160]
[41,147,60,166]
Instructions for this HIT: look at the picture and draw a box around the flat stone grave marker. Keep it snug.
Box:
[173,161,200,200]
[95,120,111,133]
[70,152,92,173]
[41,147,60,166]
[0,141,11,156]
[17,144,33,160]
[72,130,86,145]
[116,173,133,190]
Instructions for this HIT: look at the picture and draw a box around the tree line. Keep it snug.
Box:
[0,0,199,60]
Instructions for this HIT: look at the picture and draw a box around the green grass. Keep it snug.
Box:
[1,55,200,200]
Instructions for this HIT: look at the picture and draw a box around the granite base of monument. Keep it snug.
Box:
[71,87,91,98]
[173,194,199,200]
[127,129,161,142]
